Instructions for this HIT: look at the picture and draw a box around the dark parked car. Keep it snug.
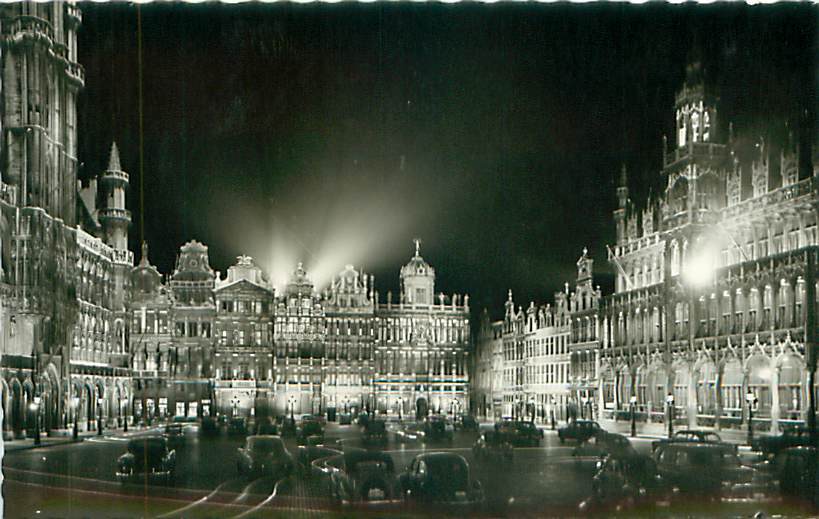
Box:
[775,446,819,503]
[363,420,389,446]
[297,420,325,445]
[200,416,220,436]
[472,431,513,464]
[752,425,814,458]
[495,420,543,447]
[338,413,353,425]
[455,414,479,432]
[398,452,483,507]
[236,435,295,479]
[585,453,661,510]
[652,430,732,452]
[653,442,769,499]
[356,412,370,427]
[116,436,176,485]
[278,416,297,438]
[558,420,602,444]
[227,417,248,436]
[395,422,426,443]
[163,423,185,448]
[330,449,397,503]
[423,417,454,442]
[574,432,637,460]
[255,416,278,435]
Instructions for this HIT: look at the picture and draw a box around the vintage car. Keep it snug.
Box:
[338,413,353,425]
[423,416,454,442]
[236,435,295,479]
[254,416,278,436]
[296,445,343,478]
[227,417,248,436]
[574,432,638,461]
[363,420,389,446]
[472,431,513,463]
[330,449,397,503]
[454,414,480,432]
[356,412,371,427]
[297,420,325,445]
[116,436,176,485]
[653,442,771,499]
[775,446,818,503]
[395,422,426,443]
[558,420,603,444]
[751,425,814,458]
[495,420,543,447]
[583,453,661,511]
[397,452,483,507]
[651,430,732,452]
[200,416,220,436]
[163,423,186,448]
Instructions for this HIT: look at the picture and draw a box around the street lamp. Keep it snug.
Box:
[529,397,536,423]
[97,397,104,436]
[31,396,41,446]
[72,397,80,441]
[746,390,758,445]
[550,397,556,430]
[397,396,403,421]
[666,393,675,438]
[580,396,588,419]
[630,395,638,437]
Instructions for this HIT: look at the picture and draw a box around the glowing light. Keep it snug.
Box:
[682,246,716,287]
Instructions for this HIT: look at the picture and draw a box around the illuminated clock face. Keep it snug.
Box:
[189,258,198,269]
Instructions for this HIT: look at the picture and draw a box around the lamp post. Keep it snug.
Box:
[580,396,588,419]
[72,397,79,441]
[97,397,103,436]
[397,396,403,421]
[529,397,536,423]
[31,396,41,445]
[746,390,757,445]
[550,397,556,430]
[666,393,675,438]
[630,395,637,437]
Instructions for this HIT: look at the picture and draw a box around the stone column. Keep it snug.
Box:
[687,363,698,429]
[770,365,780,434]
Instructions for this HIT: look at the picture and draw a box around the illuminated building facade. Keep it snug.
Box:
[0,1,134,439]
[128,242,470,420]
[598,58,818,433]
[473,287,575,423]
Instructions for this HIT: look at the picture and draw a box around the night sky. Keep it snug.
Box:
[75,3,816,320]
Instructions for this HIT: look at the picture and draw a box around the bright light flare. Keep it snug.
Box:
[682,248,716,287]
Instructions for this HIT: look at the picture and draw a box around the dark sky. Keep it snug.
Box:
[76,2,816,320]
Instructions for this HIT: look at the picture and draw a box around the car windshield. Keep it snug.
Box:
[675,447,739,467]
[128,438,166,455]
[516,422,535,431]
[303,421,322,433]
[248,437,285,454]
[165,425,182,433]
[424,456,469,489]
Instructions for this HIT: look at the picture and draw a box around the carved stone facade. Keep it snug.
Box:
[0,2,133,440]
[600,56,818,433]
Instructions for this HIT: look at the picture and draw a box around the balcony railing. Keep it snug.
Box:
[98,207,131,223]
[101,169,129,183]
[3,15,54,41]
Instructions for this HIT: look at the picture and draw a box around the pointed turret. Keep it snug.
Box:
[98,141,131,254]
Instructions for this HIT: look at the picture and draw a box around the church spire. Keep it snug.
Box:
[108,141,121,172]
